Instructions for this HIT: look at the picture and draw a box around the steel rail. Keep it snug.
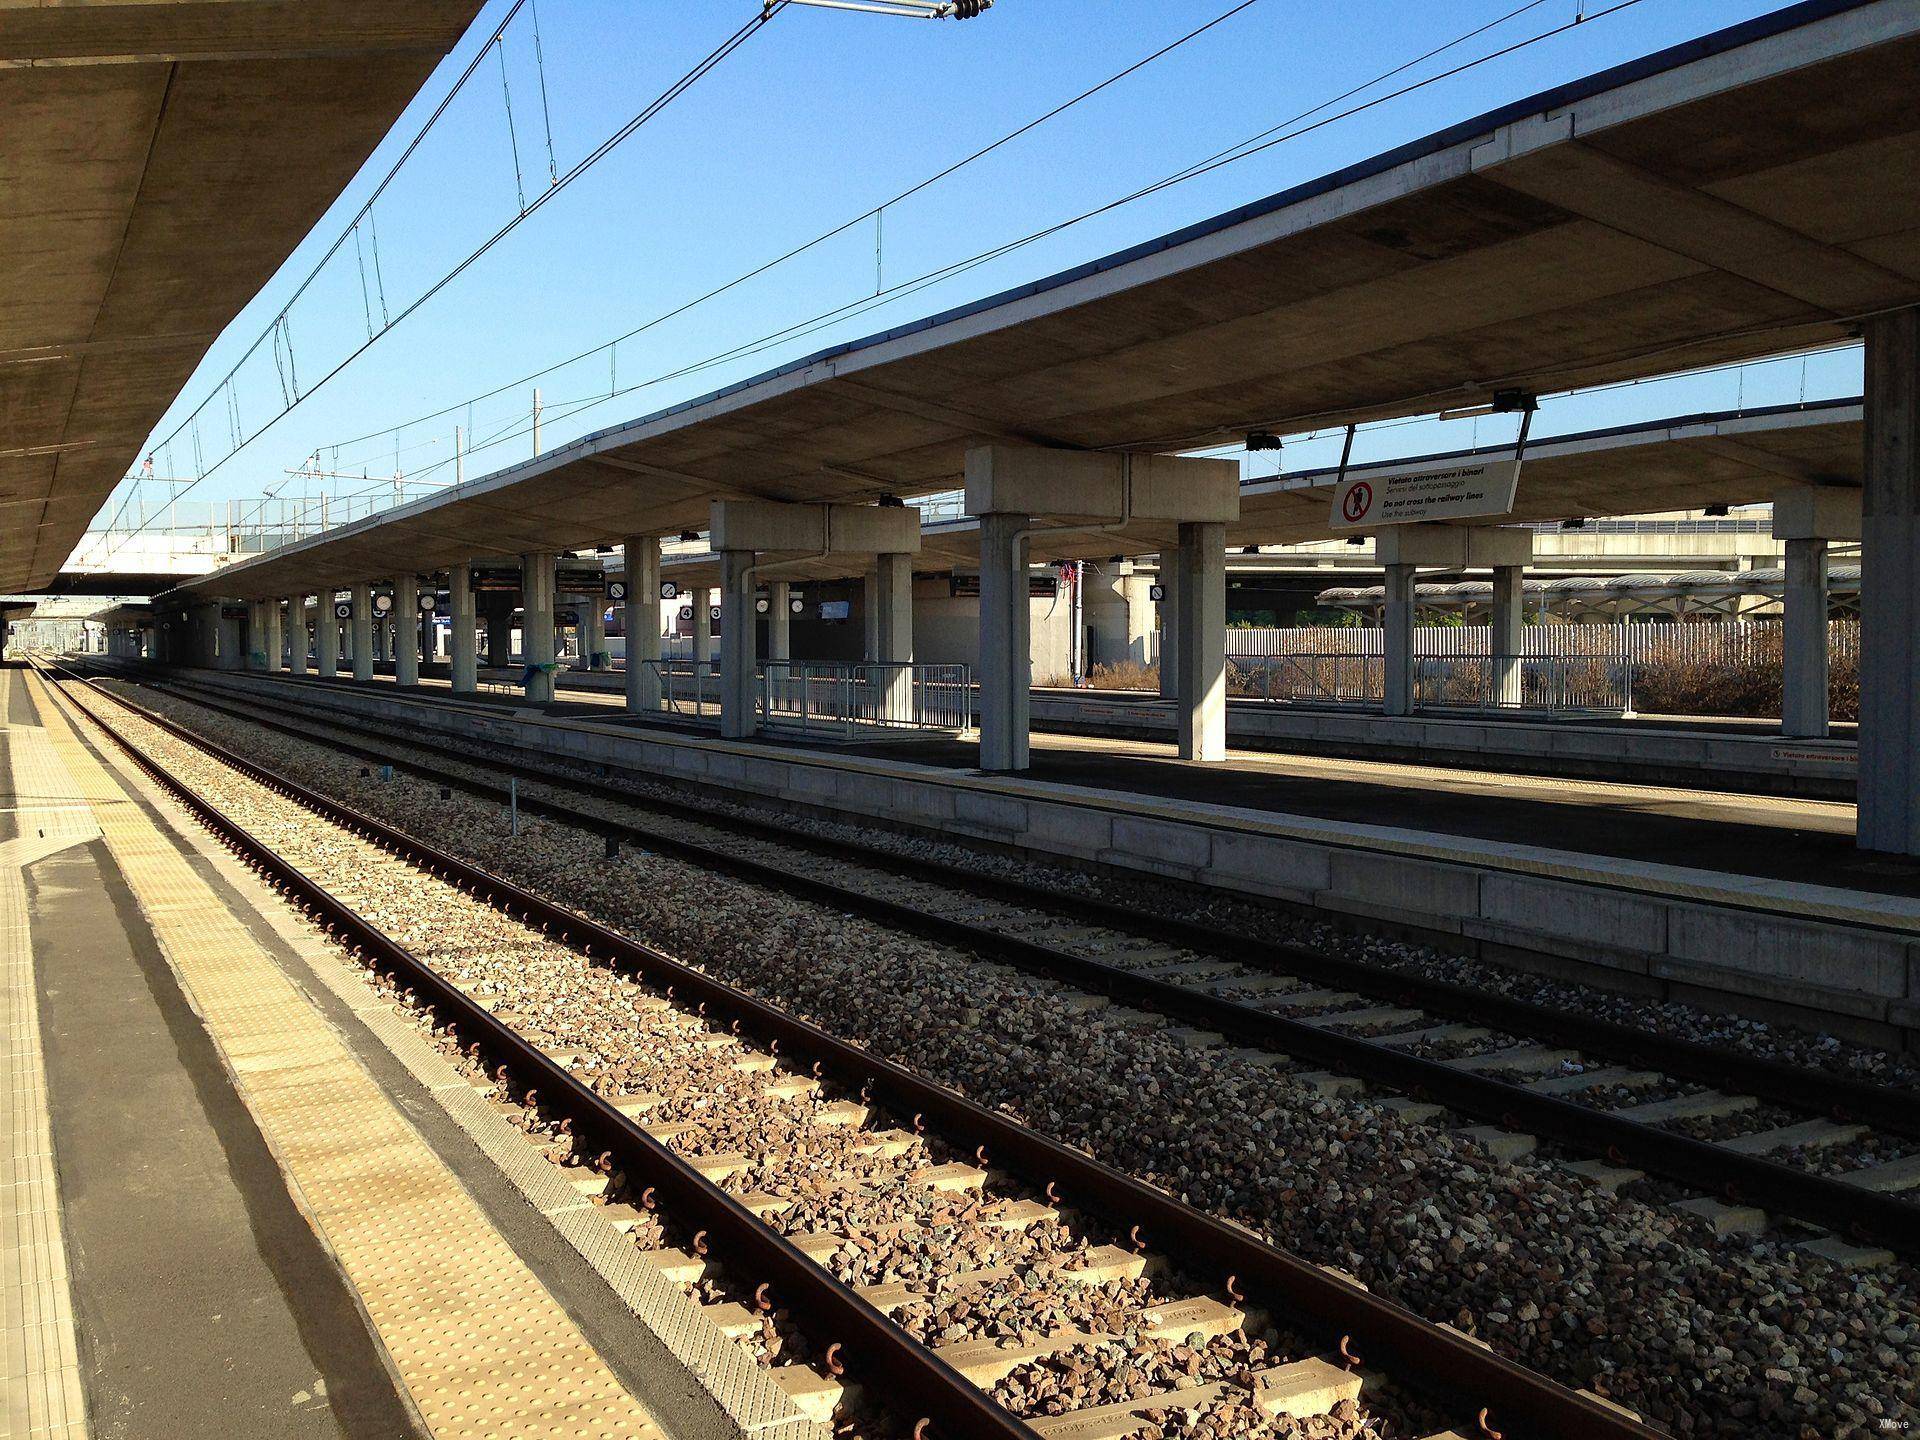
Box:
[121,667,1920,1257]
[142,667,1920,1136]
[48,661,1661,1440]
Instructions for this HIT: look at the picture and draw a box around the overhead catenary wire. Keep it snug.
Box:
[368,0,1652,488]
[316,0,1283,459]
[103,1,790,561]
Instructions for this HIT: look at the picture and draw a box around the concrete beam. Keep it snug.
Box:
[965,446,1240,524]
[1772,484,1863,541]
[709,500,921,557]
[1374,523,1534,568]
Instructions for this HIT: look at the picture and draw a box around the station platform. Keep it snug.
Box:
[110,661,1920,1050]
[361,660,1858,800]
[0,664,700,1440]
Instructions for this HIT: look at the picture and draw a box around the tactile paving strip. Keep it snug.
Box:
[2,674,98,1440]
[28,673,668,1440]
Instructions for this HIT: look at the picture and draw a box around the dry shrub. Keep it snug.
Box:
[1088,660,1158,691]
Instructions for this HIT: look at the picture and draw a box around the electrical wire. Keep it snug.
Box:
[316,0,1284,459]
[103,1,788,560]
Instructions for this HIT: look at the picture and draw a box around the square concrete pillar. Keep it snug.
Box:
[1859,308,1920,853]
[350,584,373,681]
[521,553,557,703]
[689,587,712,668]
[873,551,914,722]
[1383,563,1416,716]
[1175,522,1226,761]
[863,567,881,661]
[581,598,607,670]
[623,536,662,712]
[1782,538,1830,739]
[287,598,308,676]
[767,580,791,663]
[317,596,340,677]
[1122,571,1155,667]
[394,575,421,686]
[245,602,265,669]
[978,512,1031,771]
[720,551,759,739]
[1492,565,1525,707]
[450,566,477,694]
[263,599,283,673]
[1156,552,1181,699]
[484,604,513,668]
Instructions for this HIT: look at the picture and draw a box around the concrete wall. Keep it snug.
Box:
[151,664,1918,1050]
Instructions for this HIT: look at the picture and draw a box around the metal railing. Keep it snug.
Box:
[760,661,972,738]
[1226,651,1630,714]
[639,659,722,717]
[1229,652,1383,705]
[1411,655,1631,714]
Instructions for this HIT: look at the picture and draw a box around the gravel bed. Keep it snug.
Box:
[1810,1135,1920,1180]
[112,682,1920,1438]
[83,689,1414,1438]
[158,677,1920,1093]
[1661,1104,1802,1145]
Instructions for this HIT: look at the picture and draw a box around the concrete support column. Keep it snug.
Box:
[1492,564,1525,708]
[319,596,340,676]
[767,580,791,663]
[450,567,477,694]
[623,536,662,712]
[978,512,1031,772]
[288,598,309,676]
[394,575,421,686]
[1123,572,1155,667]
[521,552,557,703]
[873,551,914,722]
[1383,563,1416,716]
[350,584,373,681]
[719,551,759,739]
[1156,552,1182,699]
[263,598,283,673]
[582,599,607,671]
[1175,521,1226,762]
[1859,307,1920,852]
[245,602,265,669]
[1782,537,1831,739]
[690,587,712,668]
[484,605,512,668]
[862,568,881,661]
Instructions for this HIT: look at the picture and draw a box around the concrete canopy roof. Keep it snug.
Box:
[651,399,1861,587]
[0,0,484,593]
[186,0,1918,602]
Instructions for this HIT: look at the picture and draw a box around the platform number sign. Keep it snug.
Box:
[334,602,351,620]
[1148,584,1166,602]
[678,605,693,623]
[607,580,628,602]
[709,605,722,621]
[659,581,679,601]
[418,591,438,613]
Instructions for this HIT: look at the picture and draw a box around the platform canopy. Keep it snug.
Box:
[649,399,1860,586]
[185,0,1918,602]
[0,0,485,594]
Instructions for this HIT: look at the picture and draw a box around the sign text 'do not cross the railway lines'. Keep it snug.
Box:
[1329,459,1521,530]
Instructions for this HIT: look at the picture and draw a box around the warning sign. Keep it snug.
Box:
[1330,459,1520,530]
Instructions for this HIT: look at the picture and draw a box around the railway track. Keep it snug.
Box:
[37,660,1659,1439]
[108,664,1920,1266]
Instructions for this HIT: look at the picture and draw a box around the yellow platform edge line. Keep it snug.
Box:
[25,670,665,1440]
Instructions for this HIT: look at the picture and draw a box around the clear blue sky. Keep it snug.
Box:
[112,0,1864,530]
